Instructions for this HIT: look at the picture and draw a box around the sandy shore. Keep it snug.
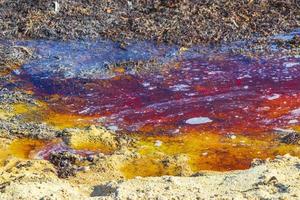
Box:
[0,154,299,200]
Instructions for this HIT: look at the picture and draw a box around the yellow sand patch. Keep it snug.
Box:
[67,125,117,154]
[13,103,31,114]
[0,109,13,120]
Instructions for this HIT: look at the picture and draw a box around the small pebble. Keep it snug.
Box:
[230,134,236,139]
[87,155,94,162]
[154,140,162,147]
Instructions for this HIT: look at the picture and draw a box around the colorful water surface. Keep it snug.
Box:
[19,42,300,135]
[2,32,300,176]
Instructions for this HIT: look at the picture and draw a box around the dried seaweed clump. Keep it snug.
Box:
[0,0,299,45]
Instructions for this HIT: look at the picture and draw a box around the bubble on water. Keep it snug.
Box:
[227,133,237,139]
[142,82,150,87]
[288,119,298,124]
[291,108,300,116]
[266,94,281,100]
[107,125,119,131]
[13,69,21,75]
[185,117,213,125]
[154,140,162,147]
[284,62,299,68]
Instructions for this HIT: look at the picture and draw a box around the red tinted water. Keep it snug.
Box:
[24,53,300,136]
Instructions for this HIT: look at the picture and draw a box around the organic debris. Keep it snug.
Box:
[0,0,299,45]
[0,44,32,75]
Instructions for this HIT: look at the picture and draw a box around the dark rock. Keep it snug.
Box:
[48,152,78,178]
[280,132,300,145]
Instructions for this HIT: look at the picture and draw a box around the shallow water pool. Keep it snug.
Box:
[1,31,300,176]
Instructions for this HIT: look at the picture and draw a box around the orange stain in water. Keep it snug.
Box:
[13,101,96,129]
[261,93,300,119]
[43,111,96,129]
[8,139,46,159]
[0,139,47,164]
[122,131,300,178]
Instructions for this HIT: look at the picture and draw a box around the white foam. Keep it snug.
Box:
[288,119,298,124]
[266,94,281,100]
[291,108,300,116]
[107,125,119,131]
[284,62,299,68]
[142,82,150,87]
[169,84,190,91]
[154,140,162,147]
